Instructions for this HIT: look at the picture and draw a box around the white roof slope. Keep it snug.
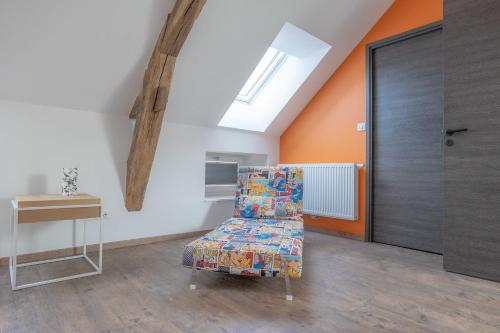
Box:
[0,0,393,135]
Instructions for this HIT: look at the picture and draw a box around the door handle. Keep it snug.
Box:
[445,128,468,136]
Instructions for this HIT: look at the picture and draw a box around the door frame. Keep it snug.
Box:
[365,21,443,242]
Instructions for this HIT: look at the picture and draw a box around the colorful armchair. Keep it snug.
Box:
[183,166,304,300]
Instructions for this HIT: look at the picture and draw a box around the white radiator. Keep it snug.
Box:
[280,163,362,220]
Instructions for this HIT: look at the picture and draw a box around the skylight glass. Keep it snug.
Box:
[235,47,287,104]
[218,22,331,132]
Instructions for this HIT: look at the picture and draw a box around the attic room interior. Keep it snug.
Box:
[1,0,500,332]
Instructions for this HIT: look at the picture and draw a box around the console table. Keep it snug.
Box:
[9,194,103,290]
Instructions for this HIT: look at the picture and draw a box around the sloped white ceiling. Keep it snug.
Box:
[0,0,393,135]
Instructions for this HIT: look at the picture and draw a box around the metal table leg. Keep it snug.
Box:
[83,216,103,274]
[98,215,103,272]
[11,205,18,290]
[83,219,87,257]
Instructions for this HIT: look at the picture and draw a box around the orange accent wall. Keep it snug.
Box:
[280,0,443,239]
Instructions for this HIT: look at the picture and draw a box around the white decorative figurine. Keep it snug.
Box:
[62,167,78,196]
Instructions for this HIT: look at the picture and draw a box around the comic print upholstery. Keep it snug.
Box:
[183,167,304,278]
[236,167,303,201]
[233,195,302,219]
[233,166,303,219]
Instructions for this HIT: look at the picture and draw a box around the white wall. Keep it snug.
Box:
[0,100,279,258]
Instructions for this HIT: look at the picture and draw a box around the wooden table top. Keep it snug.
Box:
[15,194,101,208]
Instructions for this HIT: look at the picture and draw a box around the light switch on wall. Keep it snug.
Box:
[357,122,366,132]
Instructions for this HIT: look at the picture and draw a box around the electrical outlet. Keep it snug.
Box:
[357,122,366,132]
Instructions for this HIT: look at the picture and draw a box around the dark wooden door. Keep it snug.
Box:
[443,0,500,281]
[371,28,443,253]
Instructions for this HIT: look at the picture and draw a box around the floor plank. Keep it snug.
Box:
[1,231,499,333]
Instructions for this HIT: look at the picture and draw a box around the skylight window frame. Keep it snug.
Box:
[235,48,288,104]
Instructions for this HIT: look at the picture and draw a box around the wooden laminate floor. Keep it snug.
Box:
[1,231,500,333]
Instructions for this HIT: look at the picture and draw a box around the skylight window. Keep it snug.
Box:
[235,47,287,104]
[218,22,331,132]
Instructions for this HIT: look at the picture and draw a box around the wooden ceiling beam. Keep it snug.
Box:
[126,0,206,211]
[129,0,205,120]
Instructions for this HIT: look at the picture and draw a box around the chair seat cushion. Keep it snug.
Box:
[183,217,303,278]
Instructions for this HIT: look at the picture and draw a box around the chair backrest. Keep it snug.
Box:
[236,166,304,205]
